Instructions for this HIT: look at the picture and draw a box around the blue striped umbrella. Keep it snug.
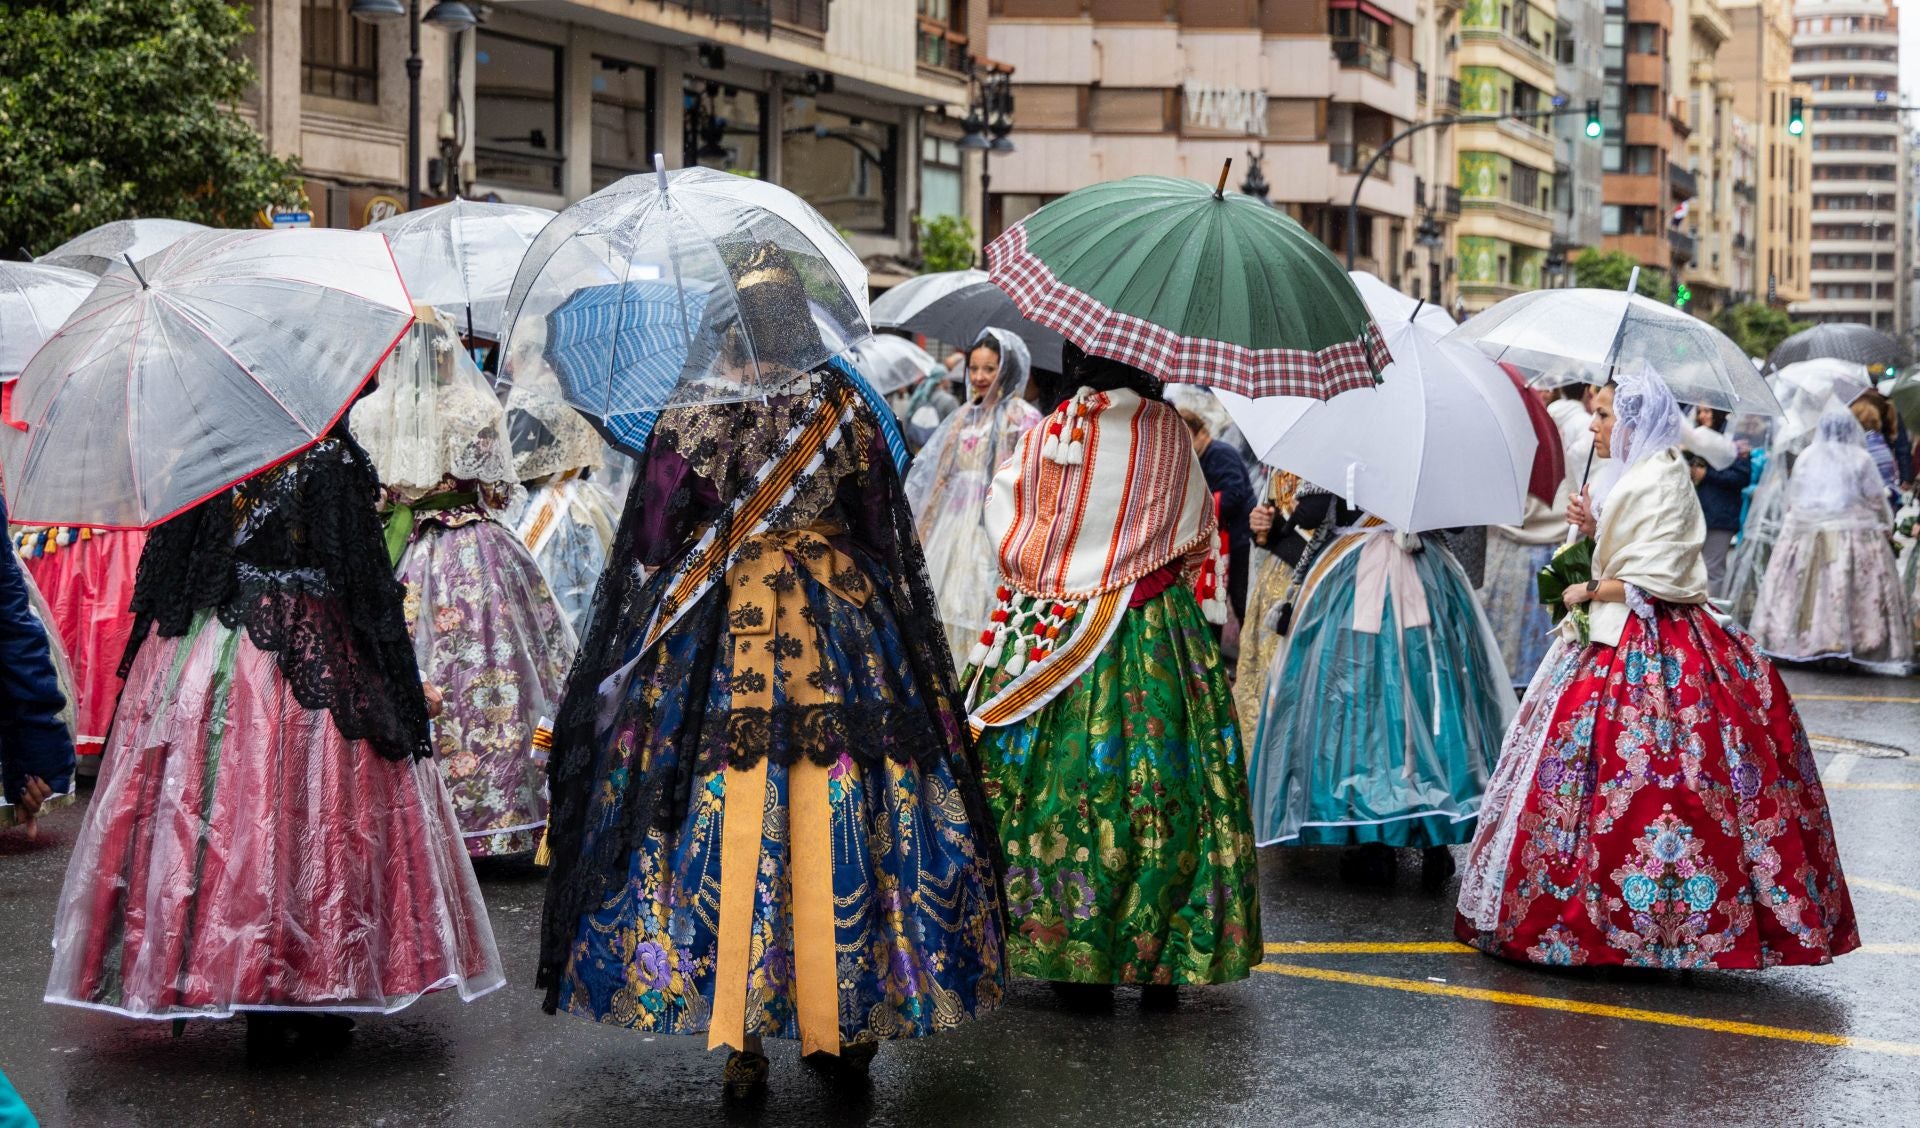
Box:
[544,279,710,421]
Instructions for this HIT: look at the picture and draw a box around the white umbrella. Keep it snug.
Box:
[1348,270,1455,336]
[4,229,415,529]
[366,199,556,341]
[842,334,938,395]
[869,268,1067,371]
[0,262,95,380]
[1451,287,1782,415]
[37,218,211,276]
[1213,319,1536,532]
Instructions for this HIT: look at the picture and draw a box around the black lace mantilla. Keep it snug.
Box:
[120,434,431,762]
[536,366,1003,1006]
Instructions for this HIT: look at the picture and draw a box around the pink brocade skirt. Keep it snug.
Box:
[45,614,504,1018]
[20,529,145,755]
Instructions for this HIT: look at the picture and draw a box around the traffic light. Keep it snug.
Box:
[1584,99,1603,139]
[1674,282,1692,309]
[1788,96,1805,136]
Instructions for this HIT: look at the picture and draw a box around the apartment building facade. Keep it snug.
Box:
[243,0,987,280]
[1453,0,1561,311]
[1790,0,1906,332]
[1718,0,1811,307]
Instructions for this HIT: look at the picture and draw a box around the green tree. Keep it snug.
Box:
[915,214,977,274]
[1715,302,1809,360]
[1571,247,1668,300]
[0,1,305,255]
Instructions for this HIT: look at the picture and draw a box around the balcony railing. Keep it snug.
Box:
[1330,143,1388,179]
[1443,78,1462,113]
[683,0,828,33]
[1333,39,1393,79]
[1669,162,1698,199]
[916,19,967,71]
[1416,63,1428,102]
[1669,228,1697,260]
[1444,185,1462,215]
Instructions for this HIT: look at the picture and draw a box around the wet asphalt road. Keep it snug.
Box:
[2,666,1916,1127]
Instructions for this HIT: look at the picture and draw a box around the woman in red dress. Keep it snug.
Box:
[1456,364,1858,968]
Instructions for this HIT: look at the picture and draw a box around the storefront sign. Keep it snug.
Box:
[362,194,405,226]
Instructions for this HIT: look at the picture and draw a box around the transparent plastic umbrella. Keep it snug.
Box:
[1768,322,1905,371]
[1451,287,1782,415]
[1773,358,1871,448]
[1212,319,1537,533]
[366,199,556,342]
[37,218,211,276]
[869,268,1067,371]
[1348,270,1456,336]
[500,161,870,425]
[2,229,415,528]
[842,333,939,395]
[0,262,95,380]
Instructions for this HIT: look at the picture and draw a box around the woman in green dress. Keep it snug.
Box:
[963,345,1263,1007]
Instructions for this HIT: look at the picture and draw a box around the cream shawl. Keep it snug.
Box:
[1584,448,1709,647]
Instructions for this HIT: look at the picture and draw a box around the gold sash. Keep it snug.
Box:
[708,527,868,1058]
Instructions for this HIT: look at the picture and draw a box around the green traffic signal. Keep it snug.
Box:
[1584,99,1603,139]
[1674,283,1691,309]
[1788,96,1805,136]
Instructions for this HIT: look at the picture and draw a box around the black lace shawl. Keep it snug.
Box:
[536,365,999,1006]
[119,433,431,762]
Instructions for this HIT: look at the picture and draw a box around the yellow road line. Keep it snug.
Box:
[1796,693,1920,703]
[1265,940,1918,956]
[1824,782,1920,791]
[1264,942,1471,955]
[1854,876,1920,904]
[1253,961,1920,1057]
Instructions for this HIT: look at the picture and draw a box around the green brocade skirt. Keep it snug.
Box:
[972,586,1263,986]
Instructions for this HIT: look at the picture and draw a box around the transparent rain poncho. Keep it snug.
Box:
[1750,399,1912,670]
[903,328,1042,664]
[350,311,516,506]
[499,164,870,427]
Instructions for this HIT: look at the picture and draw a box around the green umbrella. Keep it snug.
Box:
[1889,369,1920,435]
[985,167,1390,399]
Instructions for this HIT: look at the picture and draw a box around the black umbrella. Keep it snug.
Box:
[1767,323,1906,371]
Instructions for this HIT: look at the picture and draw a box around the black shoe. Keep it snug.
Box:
[1340,843,1398,886]
[1048,980,1116,1014]
[244,1012,288,1060]
[1140,984,1179,1011]
[722,1050,770,1102]
[804,1039,878,1083]
[285,1012,356,1053]
[1422,846,1457,886]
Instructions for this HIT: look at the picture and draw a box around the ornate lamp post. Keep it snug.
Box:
[959,61,1015,262]
[350,0,480,211]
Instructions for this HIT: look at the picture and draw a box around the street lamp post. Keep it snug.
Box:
[350,0,478,213]
[959,60,1014,265]
[1344,104,1597,271]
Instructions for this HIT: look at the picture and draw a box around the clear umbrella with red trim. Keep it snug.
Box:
[1,228,415,529]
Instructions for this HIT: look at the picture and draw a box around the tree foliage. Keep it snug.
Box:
[1714,302,1809,361]
[916,213,978,274]
[1571,247,1668,300]
[0,1,305,255]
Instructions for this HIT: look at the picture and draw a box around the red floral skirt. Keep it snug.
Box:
[1456,603,1859,968]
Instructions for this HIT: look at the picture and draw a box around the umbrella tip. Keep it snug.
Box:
[1215,159,1232,199]
[654,152,668,193]
[122,253,149,290]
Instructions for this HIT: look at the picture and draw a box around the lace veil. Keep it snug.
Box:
[1593,361,1683,515]
[350,310,516,502]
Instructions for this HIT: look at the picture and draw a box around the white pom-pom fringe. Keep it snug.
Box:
[1005,653,1028,677]
[968,641,990,668]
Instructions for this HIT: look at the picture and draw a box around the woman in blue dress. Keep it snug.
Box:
[1249,486,1516,883]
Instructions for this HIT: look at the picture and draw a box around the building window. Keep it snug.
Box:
[684,80,767,176]
[1331,6,1393,78]
[591,57,655,192]
[781,97,898,236]
[917,0,968,71]
[1626,22,1658,54]
[920,135,964,223]
[1601,205,1621,234]
[301,0,378,104]
[475,32,564,193]
[1626,85,1657,115]
[1624,145,1657,175]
